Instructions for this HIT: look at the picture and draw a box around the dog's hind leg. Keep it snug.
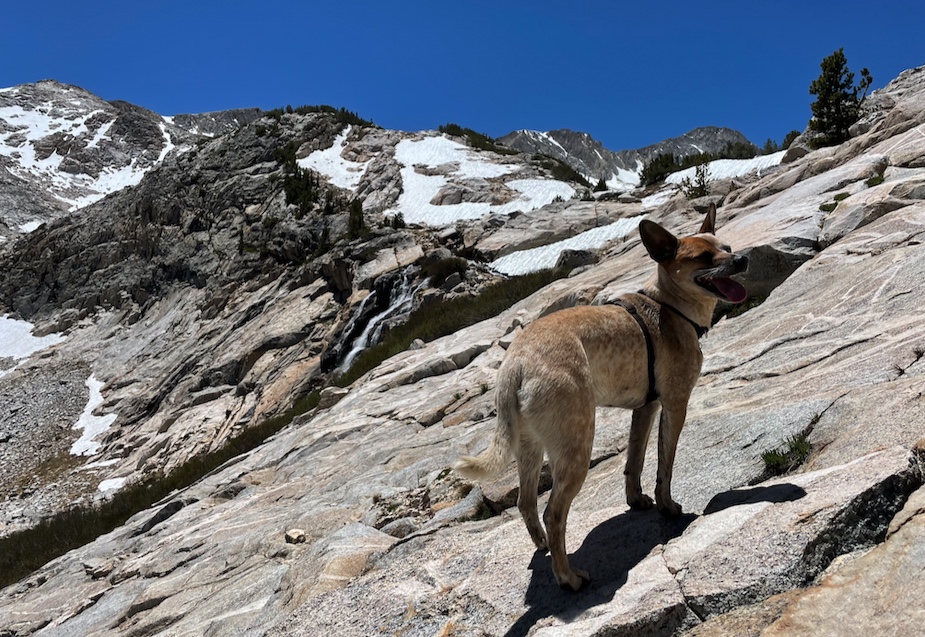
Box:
[514,433,547,550]
[625,401,659,510]
[542,414,593,591]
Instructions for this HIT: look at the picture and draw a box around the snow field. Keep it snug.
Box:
[665,150,786,185]
[0,101,173,214]
[297,126,372,190]
[490,215,643,275]
[387,135,575,226]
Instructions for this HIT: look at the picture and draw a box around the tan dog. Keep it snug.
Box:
[455,205,747,590]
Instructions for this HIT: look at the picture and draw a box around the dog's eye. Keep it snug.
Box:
[696,251,713,264]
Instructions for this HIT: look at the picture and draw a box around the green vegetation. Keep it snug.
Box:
[387,212,406,229]
[866,175,885,188]
[680,163,710,199]
[535,154,592,189]
[438,123,518,155]
[335,267,569,387]
[639,140,758,187]
[0,391,320,590]
[809,48,872,148]
[347,199,366,239]
[762,130,801,154]
[781,130,801,150]
[761,432,812,477]
[267,104,374,128]
[593,177,608,192]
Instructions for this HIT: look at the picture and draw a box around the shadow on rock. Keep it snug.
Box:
[504,509,695,637]
[703,483,806,515]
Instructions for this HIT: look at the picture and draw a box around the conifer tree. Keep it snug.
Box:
[808,48,872,147]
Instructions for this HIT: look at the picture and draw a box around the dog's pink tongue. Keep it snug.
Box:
[714,278,748,303]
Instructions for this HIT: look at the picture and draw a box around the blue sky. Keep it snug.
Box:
[3,1,923,151]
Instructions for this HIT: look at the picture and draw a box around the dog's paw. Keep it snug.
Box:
[657,499,683,517]
[556,567,590,592]
[627,493,654,510]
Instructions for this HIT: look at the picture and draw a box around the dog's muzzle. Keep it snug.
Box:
[695,254,749,303]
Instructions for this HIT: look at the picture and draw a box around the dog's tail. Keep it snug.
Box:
[454,360,522,481]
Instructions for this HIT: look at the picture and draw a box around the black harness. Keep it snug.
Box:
[611,291,709,405]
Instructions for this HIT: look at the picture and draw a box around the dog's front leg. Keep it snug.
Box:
[655,404,686,517]
[625,401,659,510]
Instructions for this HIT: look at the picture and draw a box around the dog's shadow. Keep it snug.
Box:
[504,483,806,637]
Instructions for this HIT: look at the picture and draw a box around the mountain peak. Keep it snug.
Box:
[499,125,754,190]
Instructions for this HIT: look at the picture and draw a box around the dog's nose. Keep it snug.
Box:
[733,254,748,272]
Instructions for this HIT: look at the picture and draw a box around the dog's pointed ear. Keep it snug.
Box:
[639,219,679,263]
[699,203,717,235]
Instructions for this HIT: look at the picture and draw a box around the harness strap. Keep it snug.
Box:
[638,291,709,338]
[611,299,659,404]
[611,292,709,406]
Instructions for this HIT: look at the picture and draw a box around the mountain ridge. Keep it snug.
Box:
[0,79,753,240]
[2,64,925,636]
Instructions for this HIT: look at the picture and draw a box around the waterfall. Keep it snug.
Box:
[336,269,422,374]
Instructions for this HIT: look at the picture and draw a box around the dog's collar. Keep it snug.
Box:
[638,291,710,338]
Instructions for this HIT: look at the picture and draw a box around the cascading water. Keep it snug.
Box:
[336,268,423,374]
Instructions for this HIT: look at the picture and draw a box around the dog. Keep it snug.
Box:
[454,204,748,590]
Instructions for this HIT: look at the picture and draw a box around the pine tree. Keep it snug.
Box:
[808,48,872,147]
[348,199,365,239]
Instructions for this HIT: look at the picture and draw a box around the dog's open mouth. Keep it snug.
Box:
[696,275,748,303]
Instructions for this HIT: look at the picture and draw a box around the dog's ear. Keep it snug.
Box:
[699,203,717,235]
[639,219,679,263]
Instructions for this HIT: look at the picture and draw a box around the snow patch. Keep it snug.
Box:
[388,134,574,226]
[0,315,65,371]
[70,375,118,457]
[18,220,43,233]
[641,189,676,210]
[98,477,128,492]
[666,151,785,185]
[298,126,371,190]
[490,216,643,275]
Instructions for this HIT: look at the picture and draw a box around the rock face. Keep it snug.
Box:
[0,80,259,239]
[1,65,925,637]
[499,126,754,187]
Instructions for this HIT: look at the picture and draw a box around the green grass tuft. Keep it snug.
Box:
[761,432,812,477]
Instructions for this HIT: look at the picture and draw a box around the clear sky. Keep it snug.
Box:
[3,1,923,152]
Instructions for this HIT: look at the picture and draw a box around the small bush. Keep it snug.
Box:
[866,175,885,187]
[680,163,710,199]
[833,192,851,201]
[761,433,812,477]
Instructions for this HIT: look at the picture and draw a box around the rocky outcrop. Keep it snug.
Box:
[500,126,754,186]
[2,65,925,637]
